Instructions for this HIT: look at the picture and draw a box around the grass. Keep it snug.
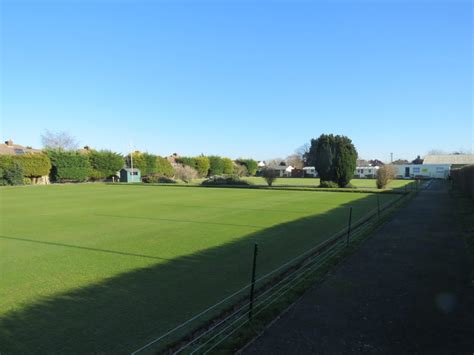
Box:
[0,184,398,353]
[242,177,413,189]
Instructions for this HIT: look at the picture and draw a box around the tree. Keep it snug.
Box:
[411,155,423,164]
[173,164,198,183]
[46,150,91,182]
[305,134,357,187]
[194,156,210,177]
[262,168,278,186]
[125,151,147,174]
[306,135,336,182]
[208,156,225,176]
[156,156,174,177]
[333,136,358,187]
[236,159,258,176]
[376,165,396,189]
[142,152,158,176]
[41,130,79,150]
[14,153,52,183]
[369,159,385,167]
[222,158,233,175]
[233,163,248,177]
[0,156,24,185]
[286,154,304,169]
[88,150,124,180]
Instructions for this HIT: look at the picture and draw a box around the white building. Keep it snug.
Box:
[272,165,294,177]
[354,166,379,178]
[394,164,451,179]
[303,166,318,177]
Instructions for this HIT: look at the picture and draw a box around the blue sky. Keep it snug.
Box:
[1,0,472,161]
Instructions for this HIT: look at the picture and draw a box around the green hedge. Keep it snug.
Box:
[89,150,124,179]
[156,156,174,177]
[47,150,91,182]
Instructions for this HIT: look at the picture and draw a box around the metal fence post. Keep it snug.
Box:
[248,243,258,320]
[346,207,353,247]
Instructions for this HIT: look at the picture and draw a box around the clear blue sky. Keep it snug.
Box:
[1,0,472,162]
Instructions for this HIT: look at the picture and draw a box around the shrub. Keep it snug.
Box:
[14,153,52,180]
[262,168,279,187]
[319,180,340,188]
[376,165,396,189]
[156,156,174,177]
[143,174,177,184]
[0,158,24,186]
[125,151,147,175]
[142,152,158,176]
[233,163,248,177]
[208,156,225,176]
[201,175,251,186]
[222,158,233,175]
[235,159,258,176]
[194,156,210,177]
[46,150,91,182]
[88,150,124,179]
[173,164,198,183]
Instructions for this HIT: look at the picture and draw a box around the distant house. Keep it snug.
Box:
[393,164,451,179]
[0,139,42,155]
[354,166,379,179]
[257,161,266,168]
[272,165,294,177]
[120,168,141,183]
[302,166,318,177]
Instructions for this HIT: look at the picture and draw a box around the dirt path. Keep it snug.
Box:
[242,180,474,354]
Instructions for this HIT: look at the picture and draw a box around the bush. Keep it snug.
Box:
[208,156,225,176]
[319,180,340,188]
[125,151,147,175]
[262,168,278,187]
[233,163,248,177]
[14,153,52,180]
[376,165,396,189]
[177,156,210,177]
[194,156,210,177]
[46,150,91,182]
[0,159,24,186]
[451,165,474,198]
[89,150,124,179]
[222,158,233,175]
[173,164,199,183]
[156,156,174,177]
[236,159,258,176]
[201,175,251,186]
[143,174,177,184]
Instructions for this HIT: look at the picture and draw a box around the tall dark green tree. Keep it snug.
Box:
[305,134,357,187]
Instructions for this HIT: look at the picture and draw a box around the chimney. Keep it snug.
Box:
[5,139,13,146]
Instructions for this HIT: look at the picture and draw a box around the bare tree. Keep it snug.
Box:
[296,143,310,162]
[266,158,285,168]
[41,130,79,150]
[262,168,278,187]
[286,154,304,169]
[376,165,396,189]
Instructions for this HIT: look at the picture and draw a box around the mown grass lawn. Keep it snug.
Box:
[243,177,413,189]
[0,184,397,353]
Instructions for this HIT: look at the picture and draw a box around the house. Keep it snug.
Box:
[302,166,318,177]
[393,164,451,179]
[0,139,42,155]
[272,165,294,177]
[119,168,141,183]
[354,166,379,179]
[257,161,266,168]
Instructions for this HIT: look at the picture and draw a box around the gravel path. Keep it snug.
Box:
[243,180,474,354]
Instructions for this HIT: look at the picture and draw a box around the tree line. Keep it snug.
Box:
[0,149,259,186]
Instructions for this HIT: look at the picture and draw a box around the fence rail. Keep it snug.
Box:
[132,182,421,355]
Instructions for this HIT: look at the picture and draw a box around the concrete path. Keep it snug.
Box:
[243,180,474,354]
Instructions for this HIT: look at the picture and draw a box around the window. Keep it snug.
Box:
[14,149,25,155]
[436,167,444,172]
[131,171,139,175]
[413,167,420,173]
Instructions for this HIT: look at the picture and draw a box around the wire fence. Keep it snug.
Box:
[131,181,422,355]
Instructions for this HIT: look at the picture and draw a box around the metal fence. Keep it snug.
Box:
[132,183,420,355]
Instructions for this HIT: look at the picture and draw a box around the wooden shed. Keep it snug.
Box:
[119,168,141,183]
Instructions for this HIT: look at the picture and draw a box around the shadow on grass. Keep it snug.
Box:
[0,193,395,354]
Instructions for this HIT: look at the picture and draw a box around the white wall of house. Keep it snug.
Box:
[354,166,379,178]
[393,164,451,179]
[303,167,318,177]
